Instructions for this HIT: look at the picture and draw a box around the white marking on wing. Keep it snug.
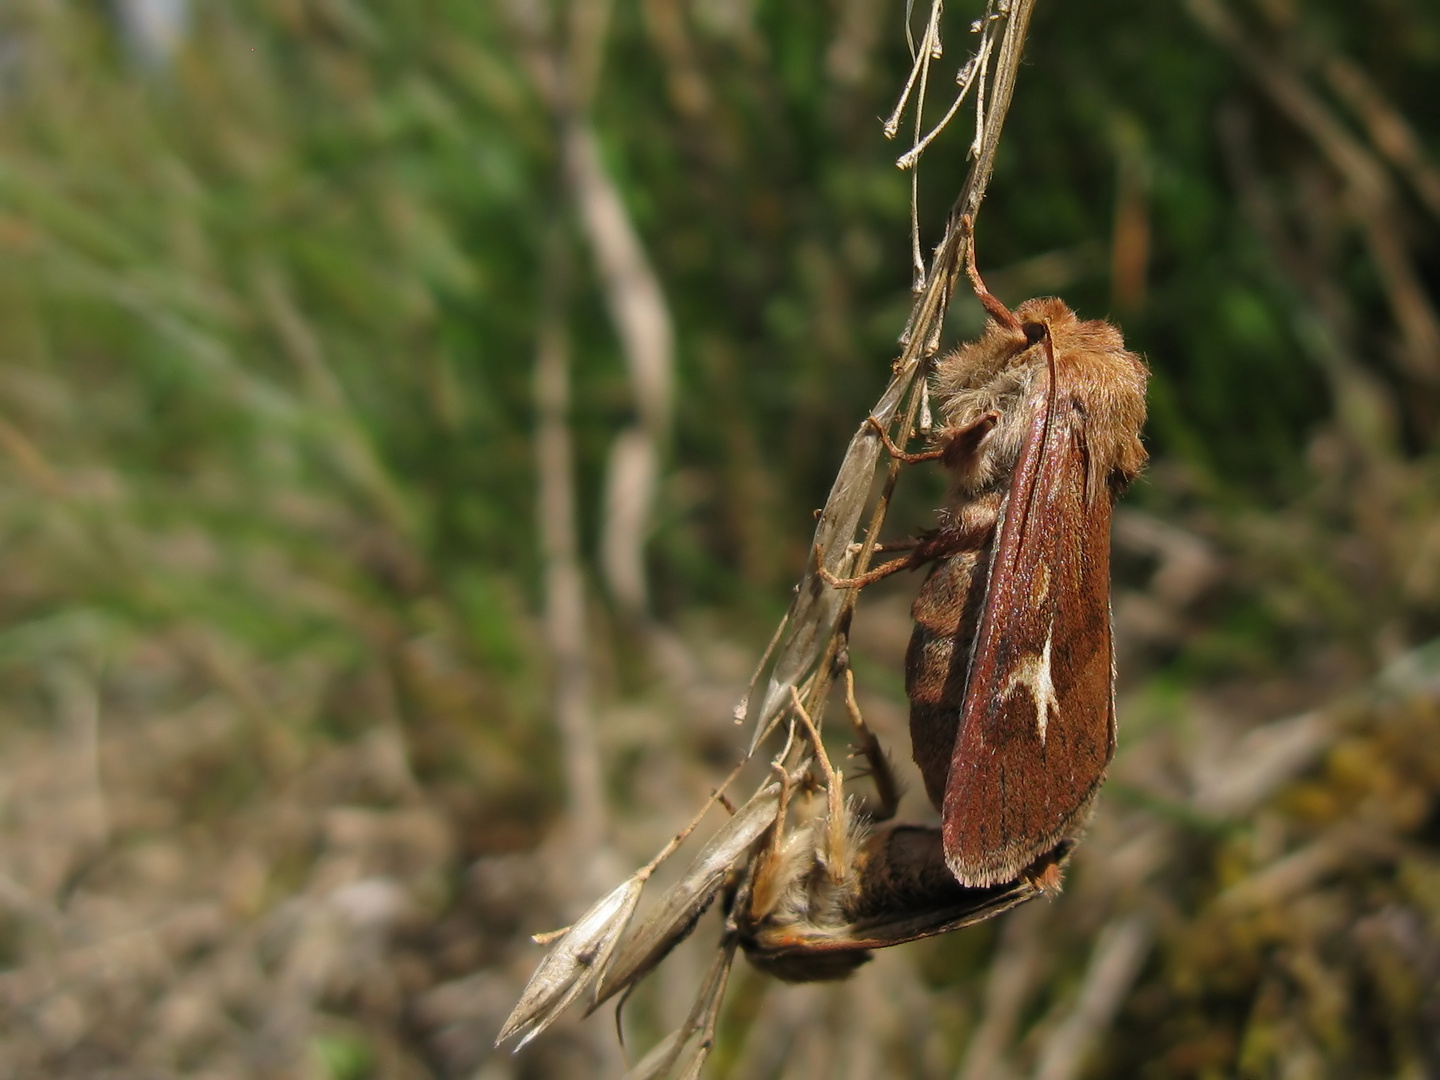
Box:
[1000,620,1059,744]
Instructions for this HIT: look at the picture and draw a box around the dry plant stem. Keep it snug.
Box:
[632,723,784,884]
[896,19,997,171]
[885,1,943,139]
[622,935,742,1079]
[807,373,932,714]
[899,79,969,171]
[734,606,792,722]
[676,940,740,1078]
[968,14,989,157]
[565,0,613,112]
[566,120,674,616]
[534,233,607,858]
[512,0,621,875]
[818,370,936,597]
[512,0,675,625]
[746,0,1035,749]
[891,3,1013,274]
[847,376,932,584]
[950,0,1036,229]
[907,6,942,287]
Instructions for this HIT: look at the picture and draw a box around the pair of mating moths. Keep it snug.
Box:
[500,282,1149,1047]
[739,285,1147,976]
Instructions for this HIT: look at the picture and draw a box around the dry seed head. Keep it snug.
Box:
[495,875,643,1050]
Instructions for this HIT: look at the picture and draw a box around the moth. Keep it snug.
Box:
[741,279,1148,976]
[737,814,1076,981]
[835,279,1147,888]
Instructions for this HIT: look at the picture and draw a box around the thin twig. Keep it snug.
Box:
[907,4,943,288]
[633,704,789,884]
[952,0,1036,228]
[897,28,995,171]
[885,1,943,139]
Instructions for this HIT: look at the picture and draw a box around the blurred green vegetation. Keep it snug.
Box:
[4,0,1435,676]
[0,0,1436,1076]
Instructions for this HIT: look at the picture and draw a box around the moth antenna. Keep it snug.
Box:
[960,215,1021,332]
[749,763,798,920]
[789,687,851,885]
[818,797,867,900]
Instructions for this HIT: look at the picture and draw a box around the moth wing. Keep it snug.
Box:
[941,342,1117,888]
[742,884,1035,976]
[742,834,1074,982]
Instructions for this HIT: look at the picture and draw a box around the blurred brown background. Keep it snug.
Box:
[0,0,1437,1076]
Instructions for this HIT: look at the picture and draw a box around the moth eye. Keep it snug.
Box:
[1022,322,1047,345]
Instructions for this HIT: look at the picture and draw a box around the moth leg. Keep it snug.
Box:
[842,668,899,823]
[866,415,944,464]
[815,521,974,590]
[815,544,918,590]
[788,688,853,887]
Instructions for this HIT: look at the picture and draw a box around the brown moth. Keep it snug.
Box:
[825,280,1148,889]
[919,292,1146,887]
